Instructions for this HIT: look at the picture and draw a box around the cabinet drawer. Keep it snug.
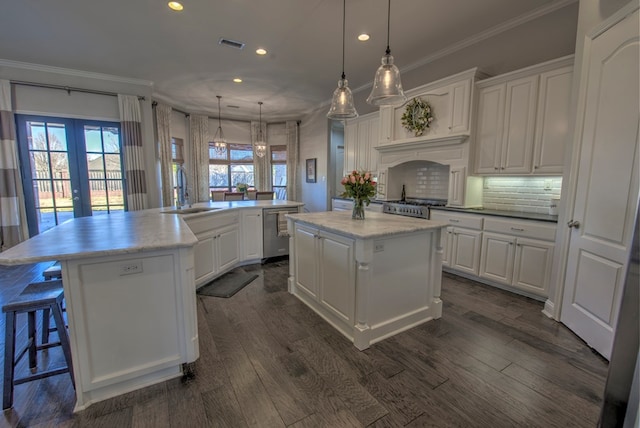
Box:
[483,217,556,241]
[185,211,239,235]
[332,199,353,211]
[430,211,483,230]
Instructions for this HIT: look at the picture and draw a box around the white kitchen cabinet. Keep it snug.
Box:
[430,211,483,275]
[474,75,538,174]
[513,237,554,296]
[479,232,516,285]
[532,66,573,173]
[292,223,355,324]
[185,212,240,286]
[474,56,573,175]
[241,209,263,261]
[343,112,380,175]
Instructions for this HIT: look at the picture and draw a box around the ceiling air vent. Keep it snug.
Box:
[218,38,245,50]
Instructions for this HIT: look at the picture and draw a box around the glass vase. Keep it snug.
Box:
[352,198,365,220]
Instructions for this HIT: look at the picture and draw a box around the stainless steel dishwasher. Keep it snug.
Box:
[262,207,299,259]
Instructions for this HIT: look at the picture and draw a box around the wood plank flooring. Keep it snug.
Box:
[0,260,608,427]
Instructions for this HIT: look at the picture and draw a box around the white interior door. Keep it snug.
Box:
[561,8,640,360]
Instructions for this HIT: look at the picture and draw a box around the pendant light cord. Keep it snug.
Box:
[258,102,264,141]
[216,95,222,131]
[385,0,391,55]
[341,0,346,80]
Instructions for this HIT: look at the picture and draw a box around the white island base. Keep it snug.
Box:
[287,211,446,350]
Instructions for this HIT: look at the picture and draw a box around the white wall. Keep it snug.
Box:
[299,107,330,212]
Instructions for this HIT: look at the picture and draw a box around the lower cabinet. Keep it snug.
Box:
[432,209,556,299]
[241,209,263,261]
[293,223,355,324]
[185,212,240,286]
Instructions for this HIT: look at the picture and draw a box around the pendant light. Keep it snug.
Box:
[366,0,406,106]
[254,101,267,158]
[213,95,227,155]
[327,0,358,119]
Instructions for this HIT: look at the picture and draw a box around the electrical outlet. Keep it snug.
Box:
[374,242,384,252]
[544,179,552,190]
[119,262,142,275]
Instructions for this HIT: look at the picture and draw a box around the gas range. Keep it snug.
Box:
[382,198,448,219]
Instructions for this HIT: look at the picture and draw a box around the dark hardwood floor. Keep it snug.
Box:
[0,259,608,427]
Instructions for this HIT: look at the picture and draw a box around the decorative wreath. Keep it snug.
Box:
[401,97,434,137]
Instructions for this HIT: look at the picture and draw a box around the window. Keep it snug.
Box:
[209,143,254,193]
[271,145,287,200]
[171,137,185,204]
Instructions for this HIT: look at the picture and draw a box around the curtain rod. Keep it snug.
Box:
[10,80,146,101]
[151,100,289,125]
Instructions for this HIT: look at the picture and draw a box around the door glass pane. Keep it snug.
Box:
[84,125,124,214]
[26,120,72,233]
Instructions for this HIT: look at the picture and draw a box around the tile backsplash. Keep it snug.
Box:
[413,163,450,199]
[482,176,562,214]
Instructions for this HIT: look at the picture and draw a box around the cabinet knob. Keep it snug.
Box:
[500,167,505,170]
[534,165,539,169]
[494,167,499,171]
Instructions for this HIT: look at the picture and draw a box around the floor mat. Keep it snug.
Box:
[196,270,258,298]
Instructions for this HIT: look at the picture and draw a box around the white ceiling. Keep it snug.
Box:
[0,0,576,121]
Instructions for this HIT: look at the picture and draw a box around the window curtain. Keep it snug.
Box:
[252,121,270,191]
[0,80,28,250]
[189,114,210,202]
[155,104,173,207]
[118,94,148,211]
[285,120,299,201]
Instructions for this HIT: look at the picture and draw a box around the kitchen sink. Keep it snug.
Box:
[161,207,221,214]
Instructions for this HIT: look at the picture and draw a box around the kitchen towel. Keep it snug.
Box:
[277,212,289,237]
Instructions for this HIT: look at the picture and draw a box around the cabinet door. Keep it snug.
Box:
[533,66,573,174]
[294,225,318,298]
[216,225,240,273]
[501,75,538,173]
[193,234,216,284]
[450,228,482,275]
[356,120,370,171]
[318,231,355,323]
[449,79,471,134]
[474,84,505,174]
[479,232,515,285]
[379,107,393,145]
[241,210,262,260]
[367,117,380,173]
[344,122,358,175]
[513,237,554,296]
[448,166,466,207]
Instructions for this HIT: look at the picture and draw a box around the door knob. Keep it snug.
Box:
[567,220,580,229]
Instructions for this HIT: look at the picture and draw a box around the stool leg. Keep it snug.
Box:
[27,311,36,370]
[3,312,16,410]
[41,308,50,345]
[51,302,74,388]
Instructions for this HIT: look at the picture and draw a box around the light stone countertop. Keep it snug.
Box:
[0,200,304,265]
[286,211,447,240]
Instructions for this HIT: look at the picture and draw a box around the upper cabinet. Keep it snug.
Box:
[343,112,379,174]
[473,56,573,175]
[379,68,483,146]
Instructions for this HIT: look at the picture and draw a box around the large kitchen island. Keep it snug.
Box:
[287,211,447,350]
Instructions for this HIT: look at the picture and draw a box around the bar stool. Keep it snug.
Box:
[2,280,74,410]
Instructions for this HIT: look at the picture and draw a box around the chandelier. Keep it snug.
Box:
[212,95,227,155]
[255,101,267,158]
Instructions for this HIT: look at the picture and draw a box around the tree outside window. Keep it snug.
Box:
[271,145,287,200]
[209,143,254,194]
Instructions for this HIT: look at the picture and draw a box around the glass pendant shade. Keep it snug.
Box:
[213,95,227,155]
[255,102,267,158]
[327,0,358,119]
[366,0,406,106]
[366,50,406,106]
[327,75,358,119]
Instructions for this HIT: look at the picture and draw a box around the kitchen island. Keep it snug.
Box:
[0,200,302,411]
[286,211,447,350]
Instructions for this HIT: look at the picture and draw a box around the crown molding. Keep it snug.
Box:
[0,59,153,87]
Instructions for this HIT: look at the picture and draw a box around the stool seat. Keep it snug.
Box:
[42,264,62,281]
[3,280,74,410]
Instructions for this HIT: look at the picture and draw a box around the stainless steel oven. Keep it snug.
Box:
[262,207,299,259]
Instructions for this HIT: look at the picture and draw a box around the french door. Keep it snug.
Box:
[16,115,125,236]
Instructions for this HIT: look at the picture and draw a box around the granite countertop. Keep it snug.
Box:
[0,200,304,265]
[430,206,558,223]
[286,211,447,239]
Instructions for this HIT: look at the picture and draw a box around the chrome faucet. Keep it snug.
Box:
[175,165,191,208]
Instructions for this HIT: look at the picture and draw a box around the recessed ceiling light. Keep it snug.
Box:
[358,33,370,41]
[168,1,183,11]
[233,78,243,83]
[256,48,267,56]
